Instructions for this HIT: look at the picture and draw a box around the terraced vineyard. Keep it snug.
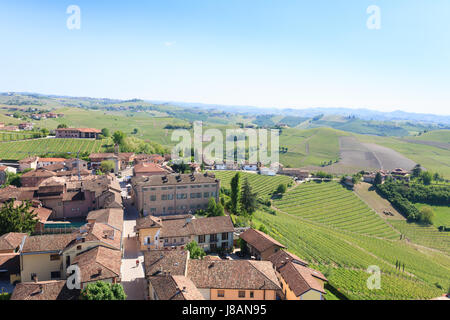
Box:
[213,171,293,200]
[0,131,39,141]
[0,138,110,160]
[274,181,399,239]
[390,220,450,255]
[253,209,449,299]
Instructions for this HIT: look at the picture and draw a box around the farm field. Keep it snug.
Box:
[390,220,450,255]
[213,171,293,201]
[0,131,39,141]
[252,209,449,299]
[353,182,404,220]
[273,181,400,239]
[414,203,450,228]
[278,127,347,168]
[356,134,450,179]
[0,138,110,160]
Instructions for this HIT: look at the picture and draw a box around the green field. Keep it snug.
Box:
[274,181,399,239]
[0,138,110,160]
[414,203,450,228]
[253,209,450,299]
[390,220,450,255]
[213,171,293,201]
[279,127,347,168]
[0,131,38,141]
[356,134,450,178]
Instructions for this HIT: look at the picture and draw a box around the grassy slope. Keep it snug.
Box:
[414,203,450,228]
[413,130,450,143]
[253,208,449,299]
[279,127,348,168]
[355,134,450,178]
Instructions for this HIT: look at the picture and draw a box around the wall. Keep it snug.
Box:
[209,288,276,300]
[21,252,62,282]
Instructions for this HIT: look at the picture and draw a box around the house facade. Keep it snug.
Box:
[131,173,220,216]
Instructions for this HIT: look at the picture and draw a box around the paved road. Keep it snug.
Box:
[120,202,146,300]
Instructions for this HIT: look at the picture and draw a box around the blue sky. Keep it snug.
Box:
[0,0,449,115]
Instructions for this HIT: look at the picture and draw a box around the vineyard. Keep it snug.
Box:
[213,171,293,200]
[0,131,40,142]
[390,220,450,255]
[253,209,450,299]
[274,181,400,239]
[0,138,110,160]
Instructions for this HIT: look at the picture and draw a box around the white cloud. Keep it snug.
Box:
[164,41,176,47]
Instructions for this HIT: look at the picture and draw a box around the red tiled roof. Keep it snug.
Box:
[134,162,167,174]
[148,275,204,300]
[72,246,121,283]
[278,262,327,296]
[0,233,27,251]
[10,281,80,300]
[187,260,280,290]
[239,228,286,253]
[144,249,188,277]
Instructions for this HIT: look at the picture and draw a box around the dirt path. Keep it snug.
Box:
[353,183,405,221]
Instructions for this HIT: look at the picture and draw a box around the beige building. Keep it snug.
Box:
[131,173,220,216]
[135,215,234,252]
[143,249,280,300]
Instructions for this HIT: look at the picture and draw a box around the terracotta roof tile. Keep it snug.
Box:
[149,275,204,300]
[0,233,27,251]
[187,260,280,290]
[239,228,286,253]
[72,246,121,283]
[10,281,80,300]
[144,249,188,277]
[278,262,327,296]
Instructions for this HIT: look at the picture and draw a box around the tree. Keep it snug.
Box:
[132,128,139,135]
[112,131,126,145]
[230,172,240,214]
[374,172,383,185]
[40,128,49,137]
[240,178,257,214]
[419,206,434,225]
[0,200,37,235]
[412,164,422,178]
[275,183,287,195]
[206,198,225,217]
[80,281,126,300]
[101,128,110,137]
[421,171,432,185]
[57,124,68,129]
[186,241,206,259]
[100,160,115,173]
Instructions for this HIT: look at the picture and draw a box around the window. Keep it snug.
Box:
[50,254,60,261]
[168,194,173,200]
[210,234,218,242]
[162,194,167,200]
[198,235,205,243]
[238,291,245,298]
[77,245,82,250]
[150,208,157,213]
[150,195,156,201]
[51,271,61,279]
[210,243,217,251]
[250,291,254,298]
[217,290,225,298]
[222,232,229,240]
[204,192,210,198]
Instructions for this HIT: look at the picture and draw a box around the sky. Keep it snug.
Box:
[0,0,449,115]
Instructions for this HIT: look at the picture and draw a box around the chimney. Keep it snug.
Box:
[114,143,119,156]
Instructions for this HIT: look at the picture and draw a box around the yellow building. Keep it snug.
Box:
[269,250,327,300]
[187,259,280,300]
